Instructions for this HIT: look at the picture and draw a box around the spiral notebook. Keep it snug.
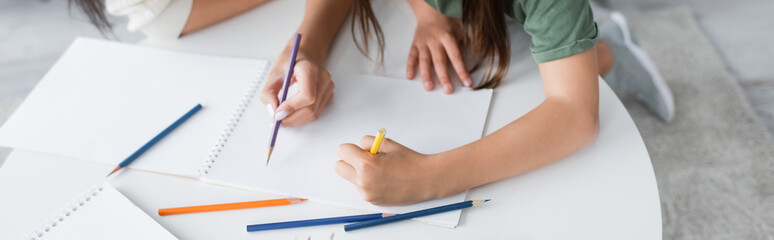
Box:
[23,183,177,240]
[0,38,493,227]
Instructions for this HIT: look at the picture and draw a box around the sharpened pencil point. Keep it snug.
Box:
[472,199,491,206]
[266,147,274,166]
[106,166,121,177]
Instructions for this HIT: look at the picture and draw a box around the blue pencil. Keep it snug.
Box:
[107,103,203,177]
[247,213,392,232]
[344,200,490,232]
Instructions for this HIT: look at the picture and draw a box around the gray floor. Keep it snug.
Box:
[604,0,774,133]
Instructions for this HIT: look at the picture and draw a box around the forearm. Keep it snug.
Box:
[281,0,354,64]
[182,0,270,35]
[431,99,598,196]
[429,50,601,198]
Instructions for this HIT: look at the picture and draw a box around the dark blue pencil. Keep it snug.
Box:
[107,103,203,177]
[344,199,490,232]
[247,213,393,232]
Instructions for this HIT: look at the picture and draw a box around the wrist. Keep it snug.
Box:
[423,152,462,200]
[278,41,326,67]
[407,0,445,24]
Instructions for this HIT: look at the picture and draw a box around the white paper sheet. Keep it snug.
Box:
[203,74,493,227]
[24,183,178,240]
[0,38,266,177]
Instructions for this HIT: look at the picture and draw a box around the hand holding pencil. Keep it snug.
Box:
[259,36,335,128]
[335,130,444,206]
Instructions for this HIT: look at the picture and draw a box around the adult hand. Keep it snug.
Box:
[335,136,446,206]
[259,51,334,127]
[406,1,472,94]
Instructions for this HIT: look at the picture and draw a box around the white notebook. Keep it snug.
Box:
[0,38,493,227]
[23,183,178,240]
[0,37,265,177]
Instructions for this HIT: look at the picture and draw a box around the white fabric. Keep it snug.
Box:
[106,0,193,39]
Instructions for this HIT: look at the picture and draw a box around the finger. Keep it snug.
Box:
[418,47,434,91]
[406,46,419,80]
[336,143,369,169]
[319,85,334,110]
[440,36,472,87]
[335,160,358,184]
[259,74,284,109]
[280,107,314,127]
[282,75,333,127]
[377,137,404,152]
[359,135,376,149]
[313,77,334,113]
[276,67,318,118]
[429,44,453,94]
[281,89,332,127]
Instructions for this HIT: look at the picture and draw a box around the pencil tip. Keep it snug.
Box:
[472,199,491,206]
[265,147,273,166]
[106,166,121,177]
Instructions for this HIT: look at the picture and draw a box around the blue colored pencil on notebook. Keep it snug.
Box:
[107,103,203,177]
[344,199,490,232]
[246,213,392,232]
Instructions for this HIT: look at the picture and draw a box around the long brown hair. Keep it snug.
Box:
[68,0,113,36]
[352,0,510,89]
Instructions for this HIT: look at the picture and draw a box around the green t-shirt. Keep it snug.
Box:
[425,0,598,63]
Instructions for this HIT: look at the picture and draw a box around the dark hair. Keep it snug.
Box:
[68,0,113,35]
[352,0,510,89]
[351,0,385,66]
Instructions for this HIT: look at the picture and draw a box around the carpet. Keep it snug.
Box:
[622,6,774,239]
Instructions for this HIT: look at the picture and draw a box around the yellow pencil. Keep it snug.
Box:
[370,128,386,154]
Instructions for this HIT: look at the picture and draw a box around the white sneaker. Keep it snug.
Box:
[601,12,675,123]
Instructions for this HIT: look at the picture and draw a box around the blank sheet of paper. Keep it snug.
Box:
[203,74,493,227]
[25,183,178,240]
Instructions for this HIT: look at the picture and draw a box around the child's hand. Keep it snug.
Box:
[406,0,472,94]
[335,136,444,206]
[260,52,334,127]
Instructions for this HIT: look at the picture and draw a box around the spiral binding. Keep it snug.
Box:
[24,185,104,240]
[198,61,270,177]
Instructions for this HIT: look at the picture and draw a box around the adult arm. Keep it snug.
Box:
[259,0,354,127]
[181,0,271,35]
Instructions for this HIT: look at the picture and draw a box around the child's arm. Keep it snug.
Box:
[259,0,353,127]
[336,49,600,206]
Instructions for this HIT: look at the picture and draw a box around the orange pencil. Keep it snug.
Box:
[159,198,306,216]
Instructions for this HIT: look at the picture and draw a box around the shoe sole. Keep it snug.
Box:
[610,12,675,122]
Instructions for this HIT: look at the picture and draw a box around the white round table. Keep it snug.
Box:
[0,0,662,239]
